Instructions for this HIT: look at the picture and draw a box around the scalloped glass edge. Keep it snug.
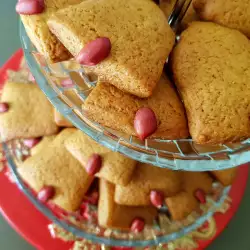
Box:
[19,20,250,171]
[3,142,230,247]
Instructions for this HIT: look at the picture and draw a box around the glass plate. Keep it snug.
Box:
[2,140,230,247]
[19,7,250,171]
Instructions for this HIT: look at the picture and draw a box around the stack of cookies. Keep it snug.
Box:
[11,0,248,234]
[0,59,237,233]
[16,0,250,145]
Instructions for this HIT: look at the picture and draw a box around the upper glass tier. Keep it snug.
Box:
[19,19,250,171]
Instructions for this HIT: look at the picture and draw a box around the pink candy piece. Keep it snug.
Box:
[28,72,35,82]
[195,189,206,204]
[130,218,145,233]
[61,78,74,88]
[80,202,90,218]
[150,190,164,208]
[76,37,111,66]
[16,0,45,15]
[85,154,102,176]
[134,107,157,140]
[23,138,41,148]
[37,186,55,203]
[0,103,9,113]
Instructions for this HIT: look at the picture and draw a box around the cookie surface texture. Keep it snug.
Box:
[210,168,237,186]
[193,0,250,38]
[0,82,58,142]
[30,135,57,155]
[171,22,250,144]
[165,191,199,221]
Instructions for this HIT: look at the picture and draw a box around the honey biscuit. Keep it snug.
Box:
[0,82,59,142]
[193,0,250,38]
[210,168,237,186]
[30,135,57,155]
[164,171,213,220]
[83,75,189,139]
[171,22,250,144]
[48,0,175,97]
[65,130,137,186]
[21,0,82,63]
[18,129,93,211]
[98,179,157,229]
[165,191,199,221]
[182,172,213,195]
[115,163,182,206]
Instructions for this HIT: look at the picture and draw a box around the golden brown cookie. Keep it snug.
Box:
[48,0,175,97]
[160,0,199,29]
[30,135,56,155]
[193,0,250,38]
[83,75,189,139]
[165,191,199,221]
[18,129,93,211]
[210,168,237,186]
[171,22,250,144]
[164,171,213,221]
[182,172,213,195]
[0,82,59,142]
[115,163,182,206]
[98,179,157,229]
[21,0,82,63]
[65,130,137,186]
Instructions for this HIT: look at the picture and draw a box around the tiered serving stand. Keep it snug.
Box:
[0,0,249,249]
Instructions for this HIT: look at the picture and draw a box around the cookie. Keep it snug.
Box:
[30,135,56,155]
[171,22,250,144]
[65,130,137,186]
[165,191,199,221]
[210,168,237,186]
[98,179,157,229]
[0,82,59,142]
[182,172,213,195]
[164,171,213,220]
[18,129,93,211]
[160,0,199,29]
[48,0,175,97]
[83,75,189,139]
[114,163,182,206]
[193,0,250,38]
[20,0,82,63]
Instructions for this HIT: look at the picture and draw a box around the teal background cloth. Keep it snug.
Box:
[0,1,249,249]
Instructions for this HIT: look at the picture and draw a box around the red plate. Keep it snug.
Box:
[0,50,249,250]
